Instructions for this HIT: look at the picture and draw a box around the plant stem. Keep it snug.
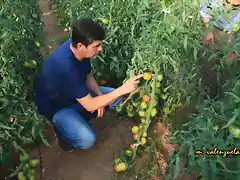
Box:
[120,88,140,107]
[31,134,43,179]
[131,76,156,162]
[6,162,24,179]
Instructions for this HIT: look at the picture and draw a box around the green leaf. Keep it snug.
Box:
[224,92,240,103]
[0,98,9,109]
[1,31,8,38]
[201,159,210,180]
[0,134,5,139]
[222,109,239,129]
[12,141,25,154]
[173,155,180,179]
[184,35,188,51]
[0,124,15,130]
[210,160,217,174]
[39,131,50,147]
[193,46,198,61]
[4,130,12,138]
[32,126,37,139]
[96,55,106,63]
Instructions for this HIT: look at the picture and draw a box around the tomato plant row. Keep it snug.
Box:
[166,73,240,180]
[0,0,48,179]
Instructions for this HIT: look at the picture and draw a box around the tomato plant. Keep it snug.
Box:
[165,74,240,180]
[0,0,48,179]
[114,63,166,171]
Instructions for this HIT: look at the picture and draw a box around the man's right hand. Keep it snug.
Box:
[205,32,214,48]
[76,74,143,112]
[118,74,144,95]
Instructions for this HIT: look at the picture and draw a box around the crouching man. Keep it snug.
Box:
[34,18,143,151]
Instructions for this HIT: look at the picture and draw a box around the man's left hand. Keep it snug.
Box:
[91,92,105,118]
[96,107,105,118]
[91,107,105,118]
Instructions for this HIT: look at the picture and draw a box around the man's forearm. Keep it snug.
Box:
[86,73,103,95]
[79,88,124,111]
[86,73,121,109]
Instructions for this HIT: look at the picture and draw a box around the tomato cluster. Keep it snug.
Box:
[17,153,40,180]
[114,71,165,172]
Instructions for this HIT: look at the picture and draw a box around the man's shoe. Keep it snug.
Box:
[57,139,74,152]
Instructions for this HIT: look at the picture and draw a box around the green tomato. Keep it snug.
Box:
[151,108,157,117]
[48,45,53,50]
[139,111,145,117]
[29,176,35,180]
[229,125,240,138]
[127,112,134,118]
[35,41,40,47]
[28,169,36,176]
[233,24,239,32]
[141,118,146,123]
[116,105,122,112]
[125,150,133,156]
[126,104,133,112]
[31,60,37,66]
[24,60,37,68]
[161,94,168,100]
[29,159,40,167]
[140,102,147,109]
[142,132,147,137]
[156,82,161,88]
[24,61,31,68]
[96,72,102,77]
[157,74,163,81]
[20,153,29,161]
[101,18,109,25]
[213,125,219,132]
[18,172,26,180]
[24,163,30,169]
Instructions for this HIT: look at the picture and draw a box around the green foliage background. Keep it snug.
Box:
[0,0,49,177]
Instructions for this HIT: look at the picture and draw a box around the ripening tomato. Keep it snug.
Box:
[143,73,152,80]
[142,95,150,103]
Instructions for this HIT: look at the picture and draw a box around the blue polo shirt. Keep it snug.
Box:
[34,40,92,120]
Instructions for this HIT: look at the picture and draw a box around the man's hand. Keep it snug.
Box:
[228,51,238,61]
[91,107,105,118]
[91,91,105,118]
[119,74,144,95]
[205,32,214,48]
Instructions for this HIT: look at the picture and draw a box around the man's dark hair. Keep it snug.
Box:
[71,18,106,48]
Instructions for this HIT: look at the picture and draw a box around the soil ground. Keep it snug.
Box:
[29,0,199,180]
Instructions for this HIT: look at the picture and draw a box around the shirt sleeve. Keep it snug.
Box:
[86,58,92,75]
[200,1,212,19]
[58,68,90,99]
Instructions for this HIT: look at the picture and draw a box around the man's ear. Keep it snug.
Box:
[77,42,85,49]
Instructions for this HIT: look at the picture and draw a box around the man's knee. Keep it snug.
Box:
[74,130,96,150]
